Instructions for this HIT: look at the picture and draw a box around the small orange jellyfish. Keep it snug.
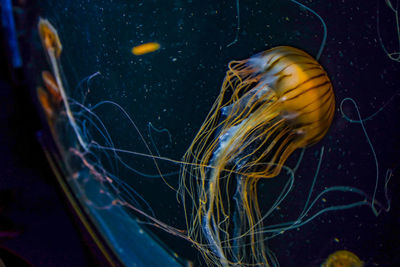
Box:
[42,71,62,103]
[131,42,160,55]
[38,18,62,58]
[322,250,364,267]
[37,87,54,117]
[38,18,87,149]
[37,71,62,125]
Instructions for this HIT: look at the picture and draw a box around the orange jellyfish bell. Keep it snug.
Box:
[38,18,62,58]
[245,46,335,148]
[186,46,335,180]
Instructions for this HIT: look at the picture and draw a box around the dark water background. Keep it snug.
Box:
[21,0,400,266]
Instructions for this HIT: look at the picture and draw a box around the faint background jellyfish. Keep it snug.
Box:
[322,250,364,267]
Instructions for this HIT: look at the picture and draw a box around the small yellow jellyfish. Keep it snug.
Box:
[38,18,62,58]
[37,71,62,124]
[38,18,87,149]
[42,71,61,102]
[322,250,364,267]
[37,87,53,117]
[131,42,160,55]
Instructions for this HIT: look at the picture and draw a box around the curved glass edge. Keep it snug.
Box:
[39,130,187,267]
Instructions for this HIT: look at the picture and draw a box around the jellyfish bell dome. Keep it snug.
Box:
[247,46,335,148]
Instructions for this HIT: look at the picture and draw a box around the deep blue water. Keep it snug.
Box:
[30,0,400,266]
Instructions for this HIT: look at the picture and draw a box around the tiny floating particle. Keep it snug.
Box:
[131,42,160,55]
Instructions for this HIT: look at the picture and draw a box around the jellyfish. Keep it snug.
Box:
[322,250,364,267]
[131,42,161,56]
[179,46,335,266]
